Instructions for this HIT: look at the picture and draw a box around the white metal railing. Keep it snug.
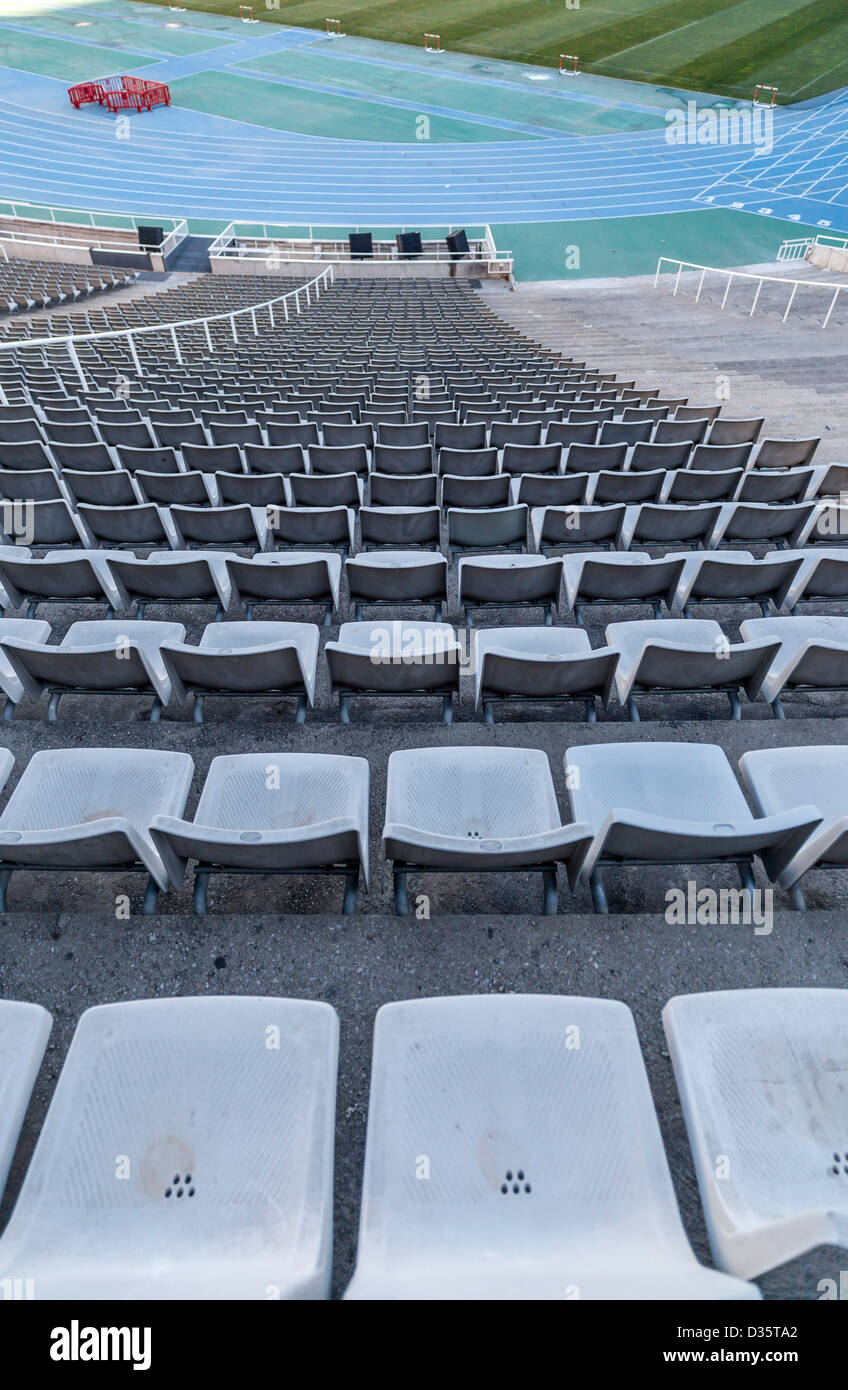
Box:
[654,256,848,329]
[778,232,848,262]
[0,201,188,257]
[208,221,513,273]
[0,265,335,396]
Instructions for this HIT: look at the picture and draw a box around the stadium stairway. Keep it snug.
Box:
[480,270,848,448]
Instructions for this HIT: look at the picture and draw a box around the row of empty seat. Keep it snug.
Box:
[0,742,840,913]
[4,495,846,555]
[0,614,846,725]
[0,256,138,317]
[2,546,848,625]
[1,988,843,1296]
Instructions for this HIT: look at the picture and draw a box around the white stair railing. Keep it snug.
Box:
[0,265,335,394]
[654,256,846,329]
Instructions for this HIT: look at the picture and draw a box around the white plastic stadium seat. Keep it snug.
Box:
[739,745,848,908]
[159,621,320,724]
[151,752,369,914]
[472,626,618,723]
[344,994,759,1300]
[0,748,193,912]
[0,996,338,1298]
[383,746,592,914]
[564,742,820,914]
[0,1000,51,1201]
[663,988,848,1279]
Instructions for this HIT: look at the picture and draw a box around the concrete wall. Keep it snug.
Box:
[807,242,848,275]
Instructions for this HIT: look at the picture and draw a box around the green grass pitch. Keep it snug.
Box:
[135,0,848,103]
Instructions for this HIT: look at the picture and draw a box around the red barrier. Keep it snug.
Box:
[68,76,171,113]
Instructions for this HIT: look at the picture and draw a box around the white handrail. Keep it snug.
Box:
[0,265,336,389]
[654,255,847,329]
[777,232,848,262]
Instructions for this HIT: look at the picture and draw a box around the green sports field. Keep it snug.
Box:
[127,0,848,102]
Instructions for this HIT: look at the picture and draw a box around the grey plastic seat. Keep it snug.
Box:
[372,443,433,476]
[591,469,664,505]
[346,549,447,620]
[751,437,819,470]
[4,498,91,550]
[671,551,805,616]
[0,619,184,723]
[290,472,363,509]
[629,441,691,472]
[709,501,814,549]
[107,550,233,620]
[182,443,243,476]
[605,618,779,720]
[377,422,427,447]
[784,548,848,611]
[370,472,438,508]
[435,422,486,452]
[546,421,598,447]
[734,468,815,504]
[360,506,441,550]
[0,996,338,1298]
[344,994,757,1301]
[383,746,592,915]
[490,421,541,448]
[0,998,51,1202]
[437,446,499,477]
[709,417,764,446]
[160,621,319,723]
[245,443,305,475]
[446,504,527,559]
[78,502,177,550]
[739,747,848,908]
[531,504,626,554]
[440,474,509,510]
[689,443,752,472]
[213,470,285,508]
[564,443,627,475]
[499,443,561,476]
[663,988,848,1278]
[0,468,63,504]
[564,742,820,914]
[739,615,848,717]
[621,503,721,550]
[661,468,742,504]
[563,553,687,625]
[151,752,369,915]
[473,626,618,724]
[61,469,141,508]
[458,554,562,626]
[226,551,341,625]
[326,620,461,723]
[309,444,369,476]
[117,445,181,475]
[0,549,122,617]
[510,473,587,508]
[170,503,267,551]
[0,619,51,718]
[269,505,355,554]
[0,747,194,912]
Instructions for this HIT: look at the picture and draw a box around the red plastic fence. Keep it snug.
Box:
[68,76,171,113]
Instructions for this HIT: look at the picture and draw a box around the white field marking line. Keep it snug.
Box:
[769,123,848,191]
[0,108,742,164]
[592,18,704,64]
[694,92,848,196]
[0,183,726,215]
[788,58,848,99]
[0,152,739,198]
